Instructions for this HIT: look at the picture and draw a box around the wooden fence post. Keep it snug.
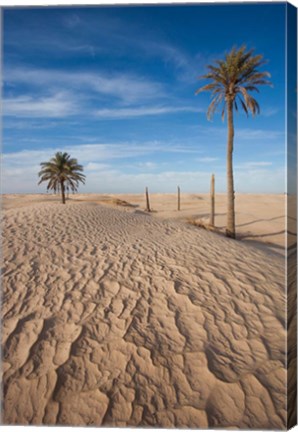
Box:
[145,187,151,212]
[177,186,181,211]
[210,174,215,227]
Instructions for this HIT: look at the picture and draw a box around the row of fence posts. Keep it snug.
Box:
[145,173,215,227]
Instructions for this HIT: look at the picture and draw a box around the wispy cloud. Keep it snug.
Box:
[2,141,284,194]
[235,161,273,169]
[136,161,157,169]
[193,125,284,141]
[137,40,197,82]
[247,161,273,167]
[4,8,209,86]
[3,119,64,130]
[2,158,284,195]
[3,92,78,118]
[2,141,202,167]
[63,13,82,29]
[236,128,284,140]
[4,67,165,105]
[3,12,101,59]
[2,144,150,167]
[261,107,280,117]
[94,105,199,119]
[84,162,111,172]
[196,157,219,163]
[234,166,285,193]
[2,141,203,193]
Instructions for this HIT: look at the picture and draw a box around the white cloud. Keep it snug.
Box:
[234,167,285,193]
[94,105,199,119]
[132,40,223,84]
[1,141,202,194]
[137,162,157,169]
[235,161,273,169]
[3,92,77,118]
[196,157,219,163]
[84,162,111,172]
[138,41,196,82]
[3,119,63,129]
[248,161,273,167]
[193,125,284,141]
[2,144,148,168]
[2,141,202,170]
[236,128,284,141]
[64,166,285,194]
[4,67,165,105]
[68,169,218,194]
[2,142,284,194]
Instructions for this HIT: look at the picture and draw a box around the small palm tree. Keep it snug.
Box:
[196,46,271,238]
[38,152,85,204]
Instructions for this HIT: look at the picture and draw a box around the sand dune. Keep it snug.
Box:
[3,192,286,252]
[2,197,287,428]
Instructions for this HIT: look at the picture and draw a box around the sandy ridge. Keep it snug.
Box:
[2,201,286,428]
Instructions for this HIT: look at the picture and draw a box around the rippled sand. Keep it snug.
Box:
[2,195,287,428]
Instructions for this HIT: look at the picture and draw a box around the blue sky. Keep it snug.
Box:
[2,3,286,194]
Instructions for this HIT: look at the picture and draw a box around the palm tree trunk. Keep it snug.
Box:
[226,99,236,238]
[61,181,66,204]
[210,174,215,227]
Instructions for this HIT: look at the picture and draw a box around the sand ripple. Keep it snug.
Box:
[2,202,286,428]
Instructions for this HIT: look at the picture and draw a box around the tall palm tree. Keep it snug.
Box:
[196,46,271,238]
[38,152,85,204]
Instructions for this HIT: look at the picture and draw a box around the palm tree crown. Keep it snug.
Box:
[196,45,271,120]
[38,152,85,203]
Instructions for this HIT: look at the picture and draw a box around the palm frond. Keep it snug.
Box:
[37,152,86,194]
[196,45,271,120]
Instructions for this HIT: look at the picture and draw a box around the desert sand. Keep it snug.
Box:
[2,193,288,428]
